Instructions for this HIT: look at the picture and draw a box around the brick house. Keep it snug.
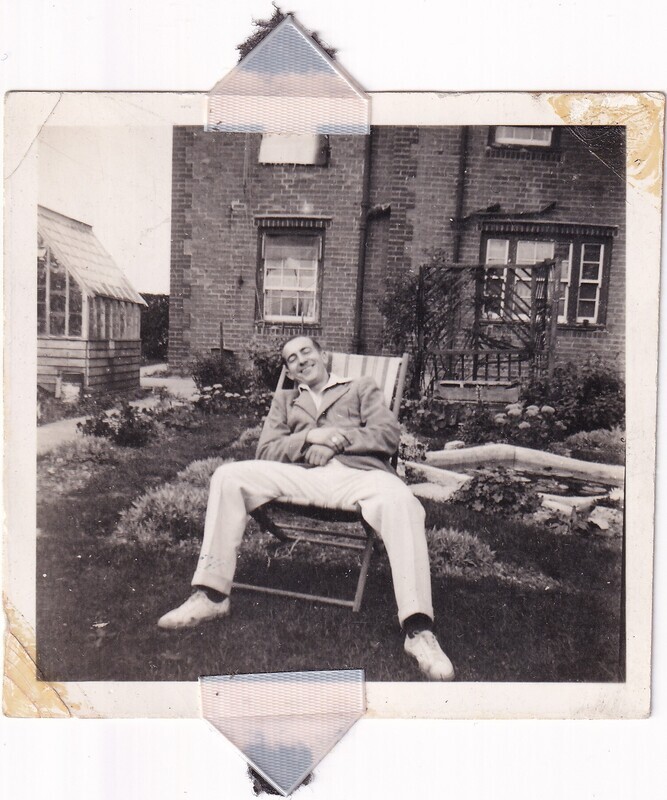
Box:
[169,16,625,377]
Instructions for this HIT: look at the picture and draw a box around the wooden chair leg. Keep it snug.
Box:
[352,534,375,612]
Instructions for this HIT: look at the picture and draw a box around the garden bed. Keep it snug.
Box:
[36,407,624,684]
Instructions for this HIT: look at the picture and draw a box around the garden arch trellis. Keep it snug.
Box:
[410,257,561,396]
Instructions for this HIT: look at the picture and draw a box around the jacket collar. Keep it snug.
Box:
[292,374,353,420]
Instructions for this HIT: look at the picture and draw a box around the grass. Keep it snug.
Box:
[36,410,624,684]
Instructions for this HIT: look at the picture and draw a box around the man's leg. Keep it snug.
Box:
[158,459,344,628]
[325,463,455,681]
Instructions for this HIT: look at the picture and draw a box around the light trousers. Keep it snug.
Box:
[192,459,434,625]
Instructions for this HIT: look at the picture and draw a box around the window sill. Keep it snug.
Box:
[485,146,562,163]
[255,321,323,335]
[558,323,606,332]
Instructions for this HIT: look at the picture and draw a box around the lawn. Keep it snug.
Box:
[36,410,624,683]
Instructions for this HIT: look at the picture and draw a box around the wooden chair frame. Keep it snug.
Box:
[233,352,410,612]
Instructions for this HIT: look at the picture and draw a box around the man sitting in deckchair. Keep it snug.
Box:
[158,335,455,681]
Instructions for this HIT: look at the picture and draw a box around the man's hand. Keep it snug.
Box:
[305,426,348,452]
[304,444,336,466]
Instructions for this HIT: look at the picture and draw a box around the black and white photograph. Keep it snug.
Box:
[2,1,665,796]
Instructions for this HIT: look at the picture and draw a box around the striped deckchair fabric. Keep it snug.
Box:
[329,353,404,412]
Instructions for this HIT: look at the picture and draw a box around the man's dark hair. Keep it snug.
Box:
[280,335,323,364]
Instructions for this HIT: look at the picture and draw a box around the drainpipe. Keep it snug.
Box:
[452,126,469,263]
[352,131,373,354]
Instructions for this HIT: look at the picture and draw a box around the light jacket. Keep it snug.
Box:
[256,375,400,473]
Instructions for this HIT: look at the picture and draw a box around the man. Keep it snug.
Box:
[158,336,455,681]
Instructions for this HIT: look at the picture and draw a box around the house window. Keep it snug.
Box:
[260,232,322,323]
[482,233,611,326]
[576,243,604,323]
[259,134,329,166]
[493,126,553,147]
[37,243,83,337]
[484,239,556,318]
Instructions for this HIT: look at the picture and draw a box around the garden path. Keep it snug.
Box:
[37,365,198,455]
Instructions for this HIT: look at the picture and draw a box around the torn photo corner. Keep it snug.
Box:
[3,81,662,720]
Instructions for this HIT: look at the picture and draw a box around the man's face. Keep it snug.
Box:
[282,337,329,389]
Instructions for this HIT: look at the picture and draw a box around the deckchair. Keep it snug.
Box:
[233,352,410,612]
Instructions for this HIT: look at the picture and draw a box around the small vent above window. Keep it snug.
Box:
[259,134,329,165]
[494,126,553,147]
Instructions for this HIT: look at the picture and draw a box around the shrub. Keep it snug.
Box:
[194,385,273,420]
[152,401,205,431]
[427,527,497,578]
[115,483,209,546]
[560,427,625,465]
[38,435,119,466]
[176,457,232,487]
[449,467,541,516]
[77,402,157,447]
[191,351,243,393]
[401,395,451,435]
[398,430,428,462]
[228,423,263,454]
[459,401,566,448]
[457,402,499,445]
[520,356,625,434]
[247,336,285,390]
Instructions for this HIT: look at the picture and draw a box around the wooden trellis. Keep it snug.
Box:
[413,260,560,394]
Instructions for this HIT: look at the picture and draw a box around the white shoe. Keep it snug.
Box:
[158,590,230,629]
[404,630,455,681]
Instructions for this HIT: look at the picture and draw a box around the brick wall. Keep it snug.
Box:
[169,129,367,365]
[170,124,625,373]
[459,126,626,369]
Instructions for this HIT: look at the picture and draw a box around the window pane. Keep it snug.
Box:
[282,296,298,317]
[50,259,66,293]
[50,312,66,336]
[69,310,82,336]
[37,303,47,334]
[264,235,319,261]
[494,126,552,147]
[38,256,47,287]
[535,241,555,260]
[51,293,66,313]
[298,268,316,289]
[579,284,598,300]
[265,292,282,317]
[581,262,601,281]
[517,241,554,264]
[282,269,298,288]
[486,239,508,264]
[582,243,602,261]
[578,300,597,318]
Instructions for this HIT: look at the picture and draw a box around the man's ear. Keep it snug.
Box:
[322,351,331,370]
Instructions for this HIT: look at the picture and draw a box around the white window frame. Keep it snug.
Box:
[558,244,573,323]
[483,238,510,318]
[494,126,553,148]
[261,231,322,324]
[38,243,85,339]
[576,243,605,324]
